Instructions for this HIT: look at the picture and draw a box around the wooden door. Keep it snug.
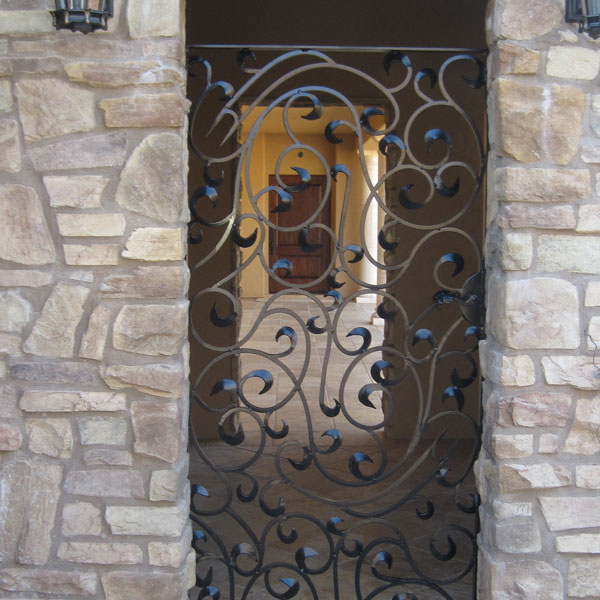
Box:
[268,174,331,293]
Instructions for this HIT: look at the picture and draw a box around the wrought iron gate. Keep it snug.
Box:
[187,45,487,600]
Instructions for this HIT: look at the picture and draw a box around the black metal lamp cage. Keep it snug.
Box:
[52,0,113,34]
[566,0,600,38]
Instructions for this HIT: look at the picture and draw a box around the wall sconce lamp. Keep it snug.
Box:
[52,0,113,34]
[566,0,600,38]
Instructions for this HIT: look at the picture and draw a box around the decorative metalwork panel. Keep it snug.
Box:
[187,46,487,600]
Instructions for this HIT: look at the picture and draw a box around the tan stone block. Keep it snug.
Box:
[101,364,183,398]
[0,291,30,332]
[0,270,52,288]
[100,94,184,128]
[113,304,187,355]
[0,11,54,34]
[77,417,127,446]
[29,132,127,171]
[64,244,119,266]
[502,204,575,230]
[66,60,183,87]
[44,175,108,209]
[496,167,591,202]
[58,542,143,565]
[148,541,184,567]
[79,305,111,361]
[539,235,600,274]
[57,213,126,237]
[127,0,180,38]
[0,185,56,265]
[499,463,571,492]
[115,133,184,223]
[548,46,600,79]
[493,500,533,519]
[577,204,600,232]
[539,433,559,454]
[20,390,125,412]
[25,418,72,458]
[582,142,600,163]
[542,356,600,390]
[501,232,532,270]
[142,39,184,59]
[540,496,600,531]
[493,0,562,40]
[480,346,535,387]
[100,266,185,298]
[0,119,20,173]
[576,465,600,489]
[62,502,102,537]
[150,469,180,501]
[497,42,540,74]
[565,397,600,456]
[65,470,144,499]
[0,333,20,354]
[494,520,541,553]
[16,79,95,142]
[23,282,89,358]
[131,401,182,463]
[0,568,96,596]
[558,534,600,553]
[585,281,600,306]
[0,81,12,113]
[509,392,572,427]
[83,449,133,467]
[0,422,21,451]
[548,84,585,165]
[569,558,600,596]
[105,502,187,536]
[492,434,533,458]
[122,228,184,261]
[488,558,563,600]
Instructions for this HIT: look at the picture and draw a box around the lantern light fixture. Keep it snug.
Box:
[52,0,113,34]
[566,0,600,39]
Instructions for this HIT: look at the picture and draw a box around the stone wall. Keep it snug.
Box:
[478,0,600,597]
[0,1,192,599]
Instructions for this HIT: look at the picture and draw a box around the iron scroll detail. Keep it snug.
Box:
[187,46,487,600]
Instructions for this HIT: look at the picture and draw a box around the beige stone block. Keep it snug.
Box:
[100,94,184,128]
[0,270,52,288]
[502,204,576,229]
[0,119,20,173]
[77,417,127,446]
[0,334,20,354]
[0,185,55,265]
[495,520,541,553]
[505,392,572,427]
[62,502,102,537]
[148,541,184,567]
[488,558,563,600]
[25,418,72,458]
[66,60,183,87]
[496,167,591,202]
[58,542,143,565]
[501,232,532,270]
[543,356,600,390]
[150,469,180,501]
[29,132,127,171]
[113,304,187,355]
[102,571,184,600]
[0,81,12,113]
[492,434,533,458]
[64,244,119,266]
[105,501,187,536]
[548,84,585,165]
[540,496,600,531]
[100,266,185,298]
[57,213,126,237]
[101,364,183,398]
[69,270,94,283]
[23,282,89,358]
[0,422,21,451]
[493,0,562,40]
[79,305,111,361]
[479,344,535,386]
[65,470,144,499]
[0,10,54,34]
[576,465,600,489]
[186,549,196,590]
[127,0,180,38]
[539,235,600,274]
[20,390,126,412]
[547,46,600,79]
[497,42,540,74]
[115,133,184,223]
[558,534,600,553]
[588,316,600,350]
[569,558,600,597]
[539,434,559,454]
[565,397,600,456]
[122,228,183,262]
[131,401,182,463]
[16,79,95,142]
[14,37,140,58]
[582,142,600,164]
[0,568,96,596]
[493,500,533,519]
[44,175,108,209]
[83,449,133,467]
[499,463,571,492]
[559,28,579,42]
[577,204,600,232]
[0,291,30,332]
[142,39,184,59]
[586,282,600,306]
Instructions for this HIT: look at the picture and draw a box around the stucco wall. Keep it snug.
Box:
[0,1,192,599]
[478,0,600,597]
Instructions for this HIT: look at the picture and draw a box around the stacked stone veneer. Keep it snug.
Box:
[0,1,192,599]
[478,0,600,598]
